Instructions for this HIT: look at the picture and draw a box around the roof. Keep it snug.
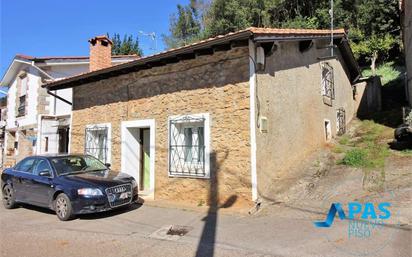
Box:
[1,54,139,87]
[15,54,138,61]
[45,27,359,90]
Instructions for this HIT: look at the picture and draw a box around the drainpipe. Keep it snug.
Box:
[248,39,258,202]
[46,90,72,106]
[36,114,43,155]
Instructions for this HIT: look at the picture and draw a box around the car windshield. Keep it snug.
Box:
[51,155,108,176]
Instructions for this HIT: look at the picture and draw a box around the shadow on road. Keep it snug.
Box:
[195,151,237,257]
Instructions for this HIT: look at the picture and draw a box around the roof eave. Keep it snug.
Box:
[253,33,345,42]
[45,30,253,90]
[44,29,355,91]
[337,39,362,84]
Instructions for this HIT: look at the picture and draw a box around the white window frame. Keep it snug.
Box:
[168,113,210,179]
[324,119,332,142]
[85,123,112,164]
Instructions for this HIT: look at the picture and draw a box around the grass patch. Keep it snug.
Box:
[338,134,351,146]
[400,149,412,156]
[362,62,405,86]
[332,145,345,154]
[340,148,368,167]
[337,120,391,169]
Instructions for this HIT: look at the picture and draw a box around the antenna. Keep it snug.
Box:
[138,30,157,51]
[329,0,334,56]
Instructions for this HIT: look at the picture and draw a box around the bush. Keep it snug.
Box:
[340,148,368,167]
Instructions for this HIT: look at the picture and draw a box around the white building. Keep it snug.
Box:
[0,52,137,166]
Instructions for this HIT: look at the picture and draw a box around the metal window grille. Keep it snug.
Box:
[169,115,206,177]
[84,126,108,163]
[322,63,335,100]
[337,108,346,136]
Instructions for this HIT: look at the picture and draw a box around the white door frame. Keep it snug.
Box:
[121,119,155,199]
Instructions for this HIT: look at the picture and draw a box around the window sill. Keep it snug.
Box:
[168,173,210,179]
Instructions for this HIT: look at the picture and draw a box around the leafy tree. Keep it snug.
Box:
[162,0,202,48]
[204,0,252,37]
[108,33,143,56]
[163,0,401,66]
[351,33,397,75]
[348,0,400,67]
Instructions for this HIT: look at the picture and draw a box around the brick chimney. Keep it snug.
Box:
[88,35,112,72]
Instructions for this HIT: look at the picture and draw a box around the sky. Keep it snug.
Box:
[0,0,188,80]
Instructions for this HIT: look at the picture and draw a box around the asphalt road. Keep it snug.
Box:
[0,202,411,257]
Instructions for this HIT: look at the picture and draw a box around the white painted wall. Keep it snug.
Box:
[47,64,88,116]
[6,77,17,129]
[6,66,39,129]
[38,118,59,154]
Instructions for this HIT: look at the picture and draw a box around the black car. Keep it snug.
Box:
[1,154,138,221]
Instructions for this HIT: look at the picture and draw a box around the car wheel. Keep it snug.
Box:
[2,184,17,209]
[55,193,74,221]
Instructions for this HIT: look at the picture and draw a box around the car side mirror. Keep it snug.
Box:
[39,170,51,177]
[105,163,111,169]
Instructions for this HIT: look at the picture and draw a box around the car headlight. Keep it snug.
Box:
[77,188,103,196]
[131,179,138,189]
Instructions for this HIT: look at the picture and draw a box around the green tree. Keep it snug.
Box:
[162,0,202,48]
[108,33,143,56]
[351,33,397,75]
[348,0,400,66]
[163,0,401,66]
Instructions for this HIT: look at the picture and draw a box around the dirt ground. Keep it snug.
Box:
[259,118,412,225]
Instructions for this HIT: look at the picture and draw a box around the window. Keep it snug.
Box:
[17,75,28,117]
[85,124,110,163]
[321,63,335,100]
[51,155,107,176]
[169,114,210,178]
[15,158,36,173]
[45,137,49,152]
[324,120,331,142]
[33,159,52,176]
[337,108,346,136]
[17,95,26,117]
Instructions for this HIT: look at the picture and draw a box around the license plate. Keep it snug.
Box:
[119,192,129,199]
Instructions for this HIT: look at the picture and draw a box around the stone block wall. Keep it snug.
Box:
[70,47,252,206]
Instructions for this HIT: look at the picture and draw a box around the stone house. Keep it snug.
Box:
[45,28,365,206]
[0,50,137,166]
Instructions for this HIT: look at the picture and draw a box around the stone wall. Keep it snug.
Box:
[70,47,252,206]
[255,40,361,199]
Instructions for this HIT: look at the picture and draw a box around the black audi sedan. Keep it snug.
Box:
[1,154,138,221]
